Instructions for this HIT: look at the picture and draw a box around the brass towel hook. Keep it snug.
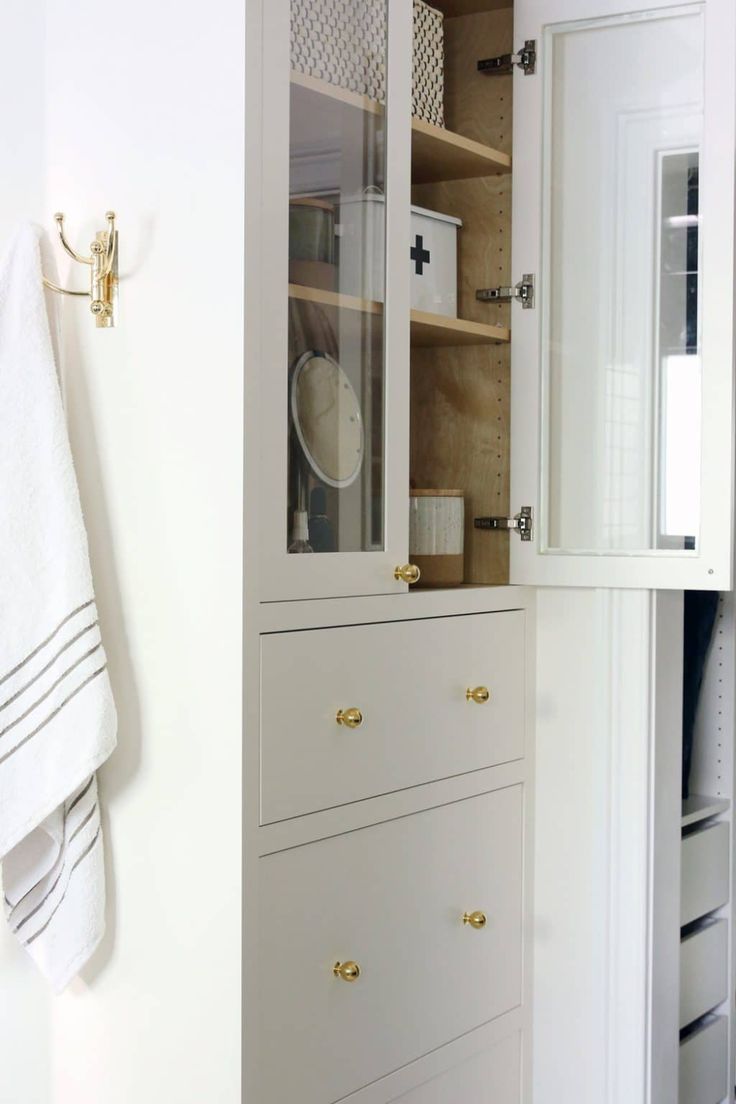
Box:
[42,211,118,328]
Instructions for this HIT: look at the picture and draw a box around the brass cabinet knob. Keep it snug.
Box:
[336,707,363,729]
[394,563,421,585]
[462,911,488,930]
[466,686,490,704]
[333,960,361,982]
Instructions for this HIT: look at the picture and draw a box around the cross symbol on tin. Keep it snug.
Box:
[410,234,431,275]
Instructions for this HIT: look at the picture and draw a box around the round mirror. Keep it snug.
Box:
[290,350,364,489]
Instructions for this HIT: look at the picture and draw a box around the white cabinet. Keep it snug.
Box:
[258,0,413,601]
[388,1034,521,1104]
[510,0,736,590]
[680,1017,729,1104]
[681,821,730,926]
[260,610,525,822]
[258,786,524,1104]
[244,0,736,1102]
[680,921,729,1030]
[254,0,736,603]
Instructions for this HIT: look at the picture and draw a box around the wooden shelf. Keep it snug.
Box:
[681,795,731,829]
[291,70,510,183]
[290,70,384,117]
[288,284,509,347]
[410,309,508,347]
[411,118,510,183]
[288,283,382,316]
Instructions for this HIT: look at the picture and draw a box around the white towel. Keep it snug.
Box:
[0,225,117,991]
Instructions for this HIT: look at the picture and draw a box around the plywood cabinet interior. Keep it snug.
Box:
[411,5,513,586]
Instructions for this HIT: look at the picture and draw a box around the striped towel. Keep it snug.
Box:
[0,226,117,991]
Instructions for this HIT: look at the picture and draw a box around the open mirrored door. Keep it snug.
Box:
[510,0,735,589]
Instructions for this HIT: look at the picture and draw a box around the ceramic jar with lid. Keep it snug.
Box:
[409,489,464,587]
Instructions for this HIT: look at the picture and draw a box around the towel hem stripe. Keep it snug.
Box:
[0,665,107,768]
[65,775,95,817]
[24,827,102,947]
[12,804,98,934]
[0,599,94,689]
[0,642,103,742]
[0,620,99,715]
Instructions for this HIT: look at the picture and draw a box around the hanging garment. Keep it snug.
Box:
[0,225,117,991]
[682,589,720,800]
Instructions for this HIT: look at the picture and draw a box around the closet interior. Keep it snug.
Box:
[675,593,736,1104]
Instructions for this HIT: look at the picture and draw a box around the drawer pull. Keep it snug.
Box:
[336,708,363,729]
[333,960,361,982]
[466,686,490,705]
[394,563,421,585]
[462,910,488,930]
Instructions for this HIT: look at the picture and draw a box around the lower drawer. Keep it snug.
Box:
[389,1032,521,1103]
[679,920,728,1029]
[258,786,524,1104]
[679,1016,728,1104]
[681,822,730,926]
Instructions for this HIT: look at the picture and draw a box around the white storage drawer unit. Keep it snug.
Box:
[258,786,524,1104]
[679,920,729,1029]
[260,611,526,823]
[681,822,730,926]
[679,1017,729,1104]
[390,1032,521,1103]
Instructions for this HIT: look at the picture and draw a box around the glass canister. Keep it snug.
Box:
[409,489,464,587]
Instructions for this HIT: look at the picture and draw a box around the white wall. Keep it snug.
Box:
[0,2,244,1102]
[0,5,53,1102]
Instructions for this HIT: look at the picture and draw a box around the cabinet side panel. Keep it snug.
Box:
[649,590,684,1104]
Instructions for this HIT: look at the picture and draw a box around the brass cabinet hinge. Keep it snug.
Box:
[475,507,533,542]
[478,40,536,76]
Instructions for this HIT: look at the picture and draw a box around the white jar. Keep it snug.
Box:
[409,489,464,587]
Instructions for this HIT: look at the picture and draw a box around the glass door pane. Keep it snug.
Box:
[544,7,705,553]
[288,1,388,556]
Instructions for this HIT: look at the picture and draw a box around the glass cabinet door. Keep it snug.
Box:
[259,0,412,601]
[510,0,735,590]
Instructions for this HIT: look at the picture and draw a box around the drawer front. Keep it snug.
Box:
[261,610,525,823]
[679,1016,728,1104]
[389,1032,521,1103]
[679,920,729,1029]
[681,822,730,926]
[258,786,524,1104]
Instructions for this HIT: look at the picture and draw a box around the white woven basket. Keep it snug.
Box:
[290,0,444,128]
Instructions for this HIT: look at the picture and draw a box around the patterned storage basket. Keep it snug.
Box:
[412,0,445,127]
[290,0,444,128]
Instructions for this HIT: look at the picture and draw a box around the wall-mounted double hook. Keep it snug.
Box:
[42,211,118,328]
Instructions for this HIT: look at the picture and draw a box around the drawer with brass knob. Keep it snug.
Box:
[260,609,525,823]
[258,786,523,1104]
